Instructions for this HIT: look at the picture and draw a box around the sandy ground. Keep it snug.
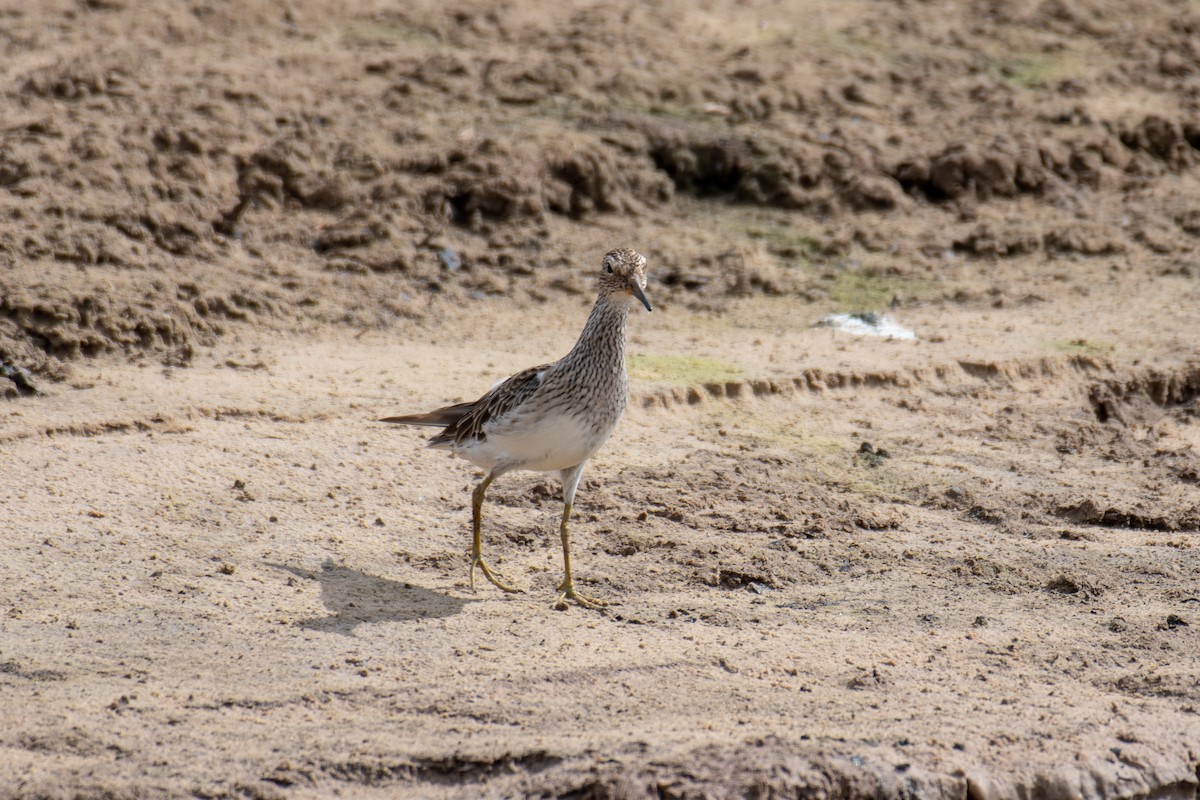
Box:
[2,0,1200,797]
[3,286,1199,798]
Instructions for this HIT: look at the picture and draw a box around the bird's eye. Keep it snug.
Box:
[605,263,613,274]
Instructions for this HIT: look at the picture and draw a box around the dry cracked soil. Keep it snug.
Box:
[1,0,1199,798]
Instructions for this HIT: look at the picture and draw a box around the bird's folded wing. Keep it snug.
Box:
[437,363,550,445]
[380,364,551,445]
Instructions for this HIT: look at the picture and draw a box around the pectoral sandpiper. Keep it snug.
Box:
[382,248,651,609]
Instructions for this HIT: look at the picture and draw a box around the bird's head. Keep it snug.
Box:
[599,248,652,312]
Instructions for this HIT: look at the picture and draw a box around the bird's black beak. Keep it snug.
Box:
[630,282,653,312]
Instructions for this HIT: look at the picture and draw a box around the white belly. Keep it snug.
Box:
[454,409,614,473]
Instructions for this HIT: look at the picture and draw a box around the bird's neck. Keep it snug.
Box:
[564,295,630,369]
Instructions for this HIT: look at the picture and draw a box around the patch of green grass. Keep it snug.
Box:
[793,432,845,456]
[756,425,913,499]
[978,51,1086,89]
[1047,338,1115,357]
[629,354,743,385]
[747,227,824,262]
[1002,55,1064,88]
[719,208,826,267]
[341,19,439,47]
[827,272,930,311]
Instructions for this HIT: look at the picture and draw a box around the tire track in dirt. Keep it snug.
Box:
[0,407,334,444]
[639,354,1200,411]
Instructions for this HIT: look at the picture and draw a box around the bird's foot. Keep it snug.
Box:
[469,555,521,594]
[553,578,608,611]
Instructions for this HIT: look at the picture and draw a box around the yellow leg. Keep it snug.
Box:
[553,501,607,610]
[469,473,519,594]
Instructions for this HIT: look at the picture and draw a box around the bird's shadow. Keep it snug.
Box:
[266,560,471,634]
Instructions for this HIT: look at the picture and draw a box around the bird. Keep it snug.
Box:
[381,248,652,609]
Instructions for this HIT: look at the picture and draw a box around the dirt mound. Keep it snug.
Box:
[5,0,1200,383]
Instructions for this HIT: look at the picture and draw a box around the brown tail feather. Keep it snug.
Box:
[380,400,475,428]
